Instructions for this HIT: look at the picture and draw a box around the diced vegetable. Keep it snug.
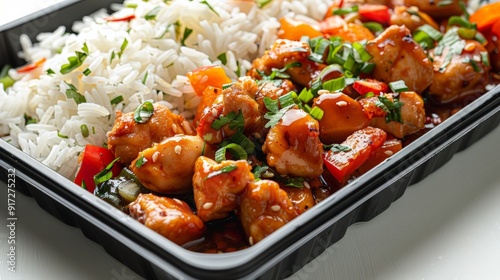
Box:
[16,57,46,73]
[313,93,370,144]
[359,5,390,25]
[278,17,323,41]
[187,65,232,96]
[469,2,500,36]
[356,137,402,174]
[353,79,389,95]
[323,127,387,183]
[74,144,122,193]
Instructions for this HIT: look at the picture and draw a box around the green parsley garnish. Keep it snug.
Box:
[65,82,86,104]
[133,101,154,123]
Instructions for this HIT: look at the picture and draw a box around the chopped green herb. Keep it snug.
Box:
[323,76,346,92]
[388,80,409,93]
[214,143,248,163]
[255,0,272,8]
[145,6,161,20]
[333,5,359,15]
[65,82,86,104]
[375,95,404,123]
[181,27,193,46]
[46,68,55,75]
[133,101,154,123]
[135,154,147,168]
[217,52,227,65]
[200,0,219,16]
[211,110,245,130]
[80,124,89,138]
[110,95,124,105]
[278,91,298,108]
[252,165,270,180]
[205,165,238,180]
[309,106,324,121]
[57,131,69,139]
[480,51,490,67]
[284,177,305,188]
[83,68,91,76]
[60,51,87,74]
[24,114,37,125]
[118,39,129,58]
[330,144,351,152]
[110,51,116,63]
[94,157,121,186]
[222,82,233,90]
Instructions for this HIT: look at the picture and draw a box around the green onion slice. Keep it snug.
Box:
[134,101,154,123]
[215,143,248,163]
[388,80,409,93]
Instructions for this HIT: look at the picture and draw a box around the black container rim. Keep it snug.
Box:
[1,83,499,279]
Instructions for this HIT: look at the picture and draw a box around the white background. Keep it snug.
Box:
[1,1,500,279]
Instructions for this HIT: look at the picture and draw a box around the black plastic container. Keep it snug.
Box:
[1,1,500,279]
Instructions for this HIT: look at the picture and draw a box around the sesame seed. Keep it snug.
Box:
[318,89,329,95]
[173,198,183,205]
[384,150,394,156]
[271,205,281,212]
[203,202,213,209]
[410,15,420,23]
[212,108,218,117]
[174,145,182,154]
[171,123,178,132]
[336,101,347,107]
[152,151,160,162]
[464,42,476,52]
[303,181,311,189]
[249,236,254,246]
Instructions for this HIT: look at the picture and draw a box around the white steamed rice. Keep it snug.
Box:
[0,0,333,179]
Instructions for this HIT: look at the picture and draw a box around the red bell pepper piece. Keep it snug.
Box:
[323,127,386,183]
[74,144,122,193]
[104,14,136,22]
[353,79,389,96]
[359,5,390,25]
[16,57,46,73]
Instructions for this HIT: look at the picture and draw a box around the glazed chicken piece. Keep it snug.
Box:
[239,180,298,245]
[128,193,205,246]
[365,25,434,94]
[248,39,321,88]
[108,103,194,164]
[282,185,316,215]
[429,39,491,104]
[403,0,466,18]
[196,77,264,144]
[193,156,254,222]
[390,6,439,32]
[263,108,324,178]
[363,91,426,138]
[130,135,206,194]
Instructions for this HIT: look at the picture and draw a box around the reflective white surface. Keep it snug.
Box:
[1,124,499,280]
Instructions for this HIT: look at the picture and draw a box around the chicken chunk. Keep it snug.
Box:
[390,6,439,32]
[248,39,321,88]
[365,25,433,94]
[192,156,254,222]
[239,180,298,245]
[429,39,491,104]
[108,103,195,164]
[196,77,264,144]
[128,193,205,246]
[130,135,205,194]
[282,185,316,215]
[368,91,426,138]
[403,0,465,18]
[263,108,324,178]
